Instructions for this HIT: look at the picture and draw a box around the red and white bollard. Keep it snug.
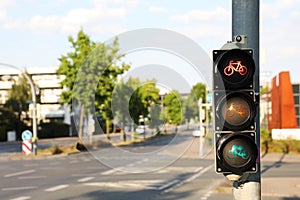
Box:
[22,140,32,155]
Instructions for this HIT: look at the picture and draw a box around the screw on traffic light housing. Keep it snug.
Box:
[213,45,258,177]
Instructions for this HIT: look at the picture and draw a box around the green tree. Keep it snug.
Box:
[113,78,161,129]
[111,78,135,141]
[164,90,182,125]
[191,83,206,102]
[183,95,198,122]
[4,74,32,137]
[57,29,96,106]
[129,80,160,125]
[183,83,207,123]
[0,107,19,141]
[57,30,130,139]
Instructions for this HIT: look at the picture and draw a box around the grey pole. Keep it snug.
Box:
[232,0,261,199]
[198,98,203,158]
[0,63,38,155]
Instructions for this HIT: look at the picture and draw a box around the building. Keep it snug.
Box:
[0,66,68,123]
[268,71,297,130]
[292,83,300,127]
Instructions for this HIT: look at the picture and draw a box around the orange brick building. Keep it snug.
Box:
[268,72,297,129]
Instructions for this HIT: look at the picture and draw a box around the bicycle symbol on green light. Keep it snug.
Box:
[226,144,250,160]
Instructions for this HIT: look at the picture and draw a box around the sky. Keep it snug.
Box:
[1,0,300,87]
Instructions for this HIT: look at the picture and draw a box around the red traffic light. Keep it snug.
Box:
[213,49,255,90]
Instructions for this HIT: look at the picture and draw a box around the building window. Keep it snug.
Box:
[294,96,299,105]
[296,107,300,116]
[293,84,299,94]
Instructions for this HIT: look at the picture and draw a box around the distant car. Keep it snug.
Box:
[192,126,205,137]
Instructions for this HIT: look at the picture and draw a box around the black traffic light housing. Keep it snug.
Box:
[213,43,258,177]
[215,132,258,174]
[213,49,255,90]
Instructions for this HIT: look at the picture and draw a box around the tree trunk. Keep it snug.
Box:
[78,104,85,140]
[106,119,110,140]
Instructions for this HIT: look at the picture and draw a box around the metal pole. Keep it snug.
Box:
[205,88,209,135]
[0,63,38,155]
[232,0,261,199]
[198,98,203,157]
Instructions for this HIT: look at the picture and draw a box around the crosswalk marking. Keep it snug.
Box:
[84,180,164,190]
[45,184,69,192]
[4,170,35,178]
[2,186,37,191]
[77,177,95,182]
[10,196,31,200]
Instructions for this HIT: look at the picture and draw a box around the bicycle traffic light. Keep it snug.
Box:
[213,46,258,175]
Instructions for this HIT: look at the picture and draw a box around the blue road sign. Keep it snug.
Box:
[22,130,32,141]
[207,93,212,103]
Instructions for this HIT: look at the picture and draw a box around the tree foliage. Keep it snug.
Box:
[183,83,207,122]
[5,74,32,113]
[57,29,130,135]
[57,29,96,106]
[4,74,33,136]
[112,78,161,126]
[164,90,182,125]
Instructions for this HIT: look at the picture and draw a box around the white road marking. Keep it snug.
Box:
[101,158,149,175]
[201,191,213,200]
[40,167,63,170]
[10,196,31,200]
[45,184,69,192]
[18,176,46,180]
[4,170,35,178]
[162,164,214,193]
[2,186,37,191]
[193,166,203,173]
[77,177,95,182]
[158,179,180,190]
[23,164,38,167]
[101,168,121,175]
[84,180,163,190]
[71,173,97,177]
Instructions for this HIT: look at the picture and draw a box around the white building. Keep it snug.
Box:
[0,66,68,123]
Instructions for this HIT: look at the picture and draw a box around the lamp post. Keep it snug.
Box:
[0,63,38,155]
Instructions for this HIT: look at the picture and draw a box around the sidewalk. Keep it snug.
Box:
[217,153,300,198]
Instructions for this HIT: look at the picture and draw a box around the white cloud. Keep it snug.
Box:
[149,6,166,13]
[169,6,230,41]
[29,15,60,34]
[171,6,228,23]
[0,0,16,9]
[1,0,137,35]
[0,0,16,21]
[260,0,300,81]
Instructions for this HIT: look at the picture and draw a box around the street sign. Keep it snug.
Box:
[207,93,212,103]
[22,130,32,141]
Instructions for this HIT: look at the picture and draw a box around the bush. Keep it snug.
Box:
[0,127,7,141]
[260,129,300,154]
[39,122,69,139]
[51,145,64,154]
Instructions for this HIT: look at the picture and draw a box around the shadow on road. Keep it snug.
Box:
[261,153,285,174]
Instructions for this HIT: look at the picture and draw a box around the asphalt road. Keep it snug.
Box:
[0,133,300,200]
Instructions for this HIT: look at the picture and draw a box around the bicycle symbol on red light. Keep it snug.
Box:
[224,60,247,76]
